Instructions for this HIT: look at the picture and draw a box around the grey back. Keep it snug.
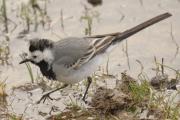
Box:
[53,37,92,66]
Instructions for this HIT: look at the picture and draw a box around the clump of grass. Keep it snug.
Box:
[0,79,8,119]
[0,41,10,65]
[1,0,8,35]
[92,70,180,119]
[151,57,179,90]
[0,79,7,104]
[19,0,50,33]
[148,89,180,120]
[5,113,22,120]
[148,58,180,119]
[128,80,151,104]
[119,73,151,112]
[0,0,17,34]
[80,5,99,36]
[134,82,179,119]
[0,0,11,65]
[20,3,31,33]
[0,113,22,120]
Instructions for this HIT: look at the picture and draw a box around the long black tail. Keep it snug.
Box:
[88,12,172,43]
[114,12,172,43]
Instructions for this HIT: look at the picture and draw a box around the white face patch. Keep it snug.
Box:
[29,49,54,65]
[43,48,54,64]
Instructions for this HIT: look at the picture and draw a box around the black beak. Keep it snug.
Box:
[19,58,31,64]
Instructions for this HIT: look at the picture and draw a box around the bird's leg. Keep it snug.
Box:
[37,84,68,104]
[82,77,92,101]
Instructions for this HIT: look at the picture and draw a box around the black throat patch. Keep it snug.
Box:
[35,60,56,80]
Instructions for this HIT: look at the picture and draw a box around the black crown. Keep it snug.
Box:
[29,38,54,52]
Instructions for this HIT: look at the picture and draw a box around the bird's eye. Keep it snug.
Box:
[33,56,37,58]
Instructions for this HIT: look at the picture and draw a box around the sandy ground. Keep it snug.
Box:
[0,0,180,119]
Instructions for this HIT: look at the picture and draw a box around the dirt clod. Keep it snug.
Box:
[151,74,179,90]
[150,74,168,89]
[91,87,132,114]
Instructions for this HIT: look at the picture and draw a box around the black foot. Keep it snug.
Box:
[36,84,68,104]
[81,77,92,104]
[36,92,54,104]
[82,97,88,104]
[82,96,86,102]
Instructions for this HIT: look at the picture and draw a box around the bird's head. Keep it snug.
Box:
[19,38,54,66]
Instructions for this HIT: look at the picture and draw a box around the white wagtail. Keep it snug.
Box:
[19,13,171,103]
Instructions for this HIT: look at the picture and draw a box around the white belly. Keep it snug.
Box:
[53,54,106,84]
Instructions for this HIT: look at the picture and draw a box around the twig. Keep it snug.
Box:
[119,11,125,23]
[136,59,144,77]
[60,9,64,30]
[170,23,179,61]
[8,18,17,33]
[161,58,164,75]
[139,0,144,6]
[125,40,130,70]
[33,8,38,31]
[2,0,10,43]
[154,56,160,76]
[80,5,99,36]
[20,54,34,83]
[156,62,180,76]
[105,55,109,75]
[2,0,8,34]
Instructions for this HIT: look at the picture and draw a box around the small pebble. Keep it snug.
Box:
[87,0,102,6]
[87,117,94,120]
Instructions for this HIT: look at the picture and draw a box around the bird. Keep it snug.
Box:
[19,12,171,103]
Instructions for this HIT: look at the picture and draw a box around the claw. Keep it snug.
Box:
[82,98,88,104]
[36,93,54,104]
[36,84,68,104]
